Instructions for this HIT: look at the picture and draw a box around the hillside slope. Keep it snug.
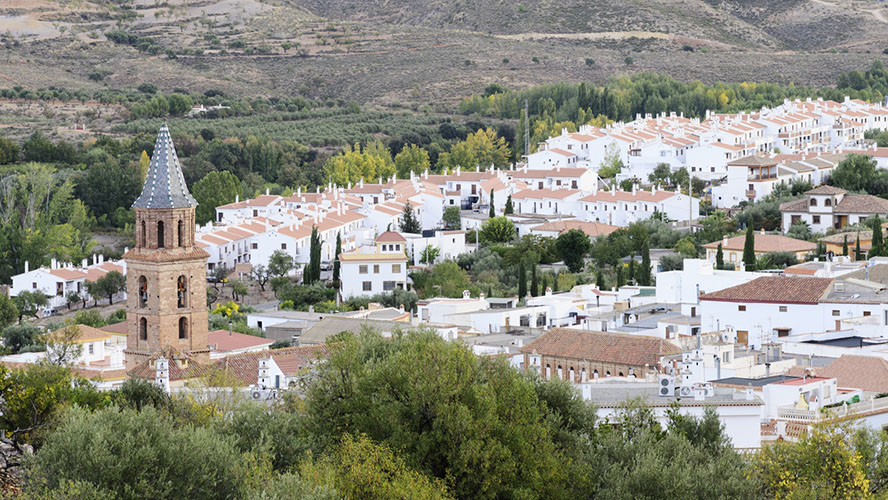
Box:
[0,0,884,107]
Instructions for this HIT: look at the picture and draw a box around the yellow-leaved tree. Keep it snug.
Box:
[751,421,870,499]
[436,128,510,172]
[323,140,395,185]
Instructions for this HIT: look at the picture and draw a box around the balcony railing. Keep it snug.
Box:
[745,190,756,198]
[778,397,888,423]
[777,406,817,422]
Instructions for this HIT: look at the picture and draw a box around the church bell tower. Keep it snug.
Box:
[124,123,210,370]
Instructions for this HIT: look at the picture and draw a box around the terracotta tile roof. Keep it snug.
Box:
[819,231,873,245]
[700,276,833,304]
[376,231,406,242]
[786,355,888,393]
[806,185,847,195]
[778,198,809,212]
[208,330,274,352]
[702,233,815,253]
[512,188,582,200]
[519,328,681,367]
[727,155,778,167]
[580,189,677,203]
[100,321,128,335]
[511,168,589,179]
[214,345,330,386]
[48,268,86,280]
[546,148,576,157]
[835,194,888,214]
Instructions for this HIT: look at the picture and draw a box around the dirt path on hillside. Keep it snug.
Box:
[496,31,672,42]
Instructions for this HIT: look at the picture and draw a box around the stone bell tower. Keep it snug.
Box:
[124,123,210,370]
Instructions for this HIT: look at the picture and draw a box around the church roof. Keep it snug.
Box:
[132,123,197,209]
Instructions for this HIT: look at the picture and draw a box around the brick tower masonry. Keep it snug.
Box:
[124,123,210,371]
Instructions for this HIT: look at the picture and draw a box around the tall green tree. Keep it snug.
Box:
[400,203,421,234]
[715,243,724,269]
[518,260,527,298]
[595,269,605,290]
[628,257,636,284]
[0,294,18,331]
[856,233,863,261]
[530,264,539,297]
[306,226,321,284]
[442,206,461,230]
[95,270,126,305]
[27,406,252,499]
[615,263,625,287]
[192,171,242,225]
[504,194,514,215]
[333,232,342,283]
[268,250,294,277]
[394,144,431,179]
[830,154,880,193]
[0,164,94,282]
[843,234,849,256]
[489,190,495,218]
[306,330,574,500]
[13,291,47,323]
[323,140,395,186]
[555,229,591,273]
[638,242,652,286]
[742,221,756,269]
[872,215,884,257]
[479,217,515,244]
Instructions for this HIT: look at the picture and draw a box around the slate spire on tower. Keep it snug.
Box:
[132,122,197,209]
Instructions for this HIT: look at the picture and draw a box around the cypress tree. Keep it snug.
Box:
[530,264,539,297]
[639,242,652,286]
[333,232,342,283]
[595,269,605,290]
[518,260,527,298]
[715,243,724,270]
[628,257,636,284]
[842,234,849,257]
[742,220,756,269]
[872,216,883,257]
[616,264,624,287]
[306,226,321,284]
[856,233,863,261]
[504,194,514,215]
[489,190,495,218]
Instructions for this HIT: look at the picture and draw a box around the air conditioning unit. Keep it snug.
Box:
[701,383,715,397]
[658,375,675,397]
[679,386,694,397]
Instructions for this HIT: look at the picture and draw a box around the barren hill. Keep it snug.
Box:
[0,0,884,106]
